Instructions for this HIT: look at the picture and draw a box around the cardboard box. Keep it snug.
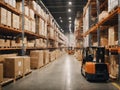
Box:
[0,39,10,47]
[4,57,23,78]
[0,64,3,82]
[110,55,118,77]
[27,40,35,47]
[30,50,44,69]
[108,0,118,12]
[0,7,7,25]
[99,11,108,21]
[1,0,8,3]
[16,2,22,12]
[4,40,10,47]
[30,9,34,19]
[0,54,17,63]
[25,6,29,16]
[44,50,49,64]
[12,13,19,29]
[108,26,118,46]
[31,1,37,11]
[31,20,35,33]
[23,56,30,75]
[7,10,11,27]
[12,0,16,8]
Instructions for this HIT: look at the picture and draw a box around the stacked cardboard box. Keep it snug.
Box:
[24,17,30,31]
[30,50,44,69]
[108,0,118,12]
[43,50,49,65]
[108,26,118,46]
[49,51,56,62]
[0,64,3,82]
[39,18,45,36]
[1,0,16,8]
[0,54,17,63]
[49,28,54,39]
[4,57,23,78]
[25,6,29,16]
[12,13,19,29]
[31,1,37,11]
[31,20,36,33]
[27,40,35,47]
[101,32,108,48]
[110,55,118,78]
[0,7,7,25]
[7,10,11,27]
[29,9,34,20]
[23,56,31,75]
[0,39,10,47]
[16,1,22,12]
[11,37,27,47]
[75,50,82,61]
[98,11,108,21]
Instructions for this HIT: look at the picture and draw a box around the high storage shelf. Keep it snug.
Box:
[74,15,83,49]
[82,0,120,53]
[0,0,67,51]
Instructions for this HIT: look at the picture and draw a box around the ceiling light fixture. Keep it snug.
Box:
[59,17,62,19]
[68,9,71,12]
[68,1,72,5]
[69,21,72,23]
[68,17,71,20]
[60,20,63,23]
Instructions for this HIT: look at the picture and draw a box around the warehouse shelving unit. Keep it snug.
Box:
[82,0,120,80]
[0,0,67,53]
[0,0,68,86]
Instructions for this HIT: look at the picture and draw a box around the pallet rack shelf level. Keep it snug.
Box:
[0,1,21,15]
[82,7,120,37]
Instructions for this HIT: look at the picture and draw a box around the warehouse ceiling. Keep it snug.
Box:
[41,0,87,34]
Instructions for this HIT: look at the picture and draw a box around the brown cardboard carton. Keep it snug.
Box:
[23,56,30,75]
[44,50,49,64]
[30,50,44,69]
[4,57,23,78]
[16,1,22,12]
[0,7,7,25]
[98,11,108,21]
[0,64,3,82]
[0,54,17,63]
[7,10,11,27]
[12,13,19,29]
[110,55,119,77]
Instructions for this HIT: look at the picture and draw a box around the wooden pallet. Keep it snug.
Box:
[0,24,11,28]
[109,45,118,48]
[0,78,13,86]
[23,70,32,77]
[13,75,23,82]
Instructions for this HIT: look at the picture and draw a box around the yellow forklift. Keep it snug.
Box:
[81,47,109,81]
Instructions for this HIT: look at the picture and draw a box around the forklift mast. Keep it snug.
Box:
[82,47,105,63]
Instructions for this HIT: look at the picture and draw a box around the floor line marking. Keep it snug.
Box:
[112,83,120,90]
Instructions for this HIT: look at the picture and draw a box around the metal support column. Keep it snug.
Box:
[88,4,92,47]
[118,0,120,81]
[96,0,100,46]
[22,0,25,56]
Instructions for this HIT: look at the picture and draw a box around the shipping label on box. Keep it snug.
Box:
[18,61,22,67]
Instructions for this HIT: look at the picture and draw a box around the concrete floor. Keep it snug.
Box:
[3,54,118,90]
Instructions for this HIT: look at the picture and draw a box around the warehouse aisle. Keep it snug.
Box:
[3,54,117,90]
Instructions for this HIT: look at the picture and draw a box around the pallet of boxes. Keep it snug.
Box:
[0,54,31,84]
[30,50,44,69]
